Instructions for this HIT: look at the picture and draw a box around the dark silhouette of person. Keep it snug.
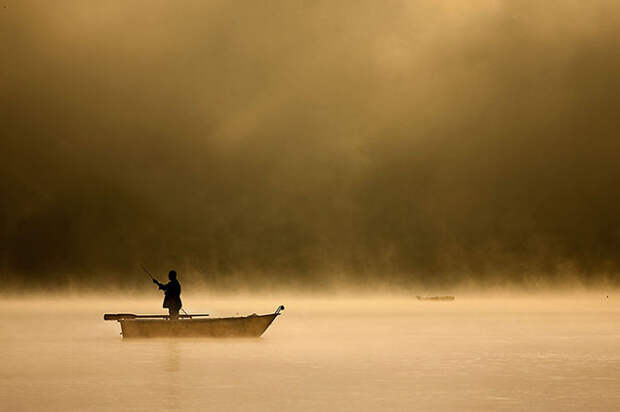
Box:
[153,270,182,318]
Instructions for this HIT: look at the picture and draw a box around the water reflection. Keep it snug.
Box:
[165,341,181,373]
[163,341,181,410]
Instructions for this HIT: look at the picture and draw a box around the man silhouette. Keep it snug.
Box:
[153,270,182,318]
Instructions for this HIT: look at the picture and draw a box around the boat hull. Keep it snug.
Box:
[119,313,279,338]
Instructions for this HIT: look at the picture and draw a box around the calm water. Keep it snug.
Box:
[1,294,619,411]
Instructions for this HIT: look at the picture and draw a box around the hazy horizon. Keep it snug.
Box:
[3,3,620,410]
[3,1,620,289]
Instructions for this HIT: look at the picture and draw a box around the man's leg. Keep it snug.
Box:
[169,307,180,319]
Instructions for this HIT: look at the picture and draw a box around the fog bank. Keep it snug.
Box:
[2,1,620,288]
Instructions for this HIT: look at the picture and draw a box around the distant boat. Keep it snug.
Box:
[104,305,285,338]
[416,296,455,301]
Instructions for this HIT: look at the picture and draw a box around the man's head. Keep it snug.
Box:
[168,270,177,281]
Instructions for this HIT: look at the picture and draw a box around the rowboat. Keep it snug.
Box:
[104,305,285,338]
[416,295,455,301]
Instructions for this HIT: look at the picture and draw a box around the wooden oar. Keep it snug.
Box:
[104,313,209,321]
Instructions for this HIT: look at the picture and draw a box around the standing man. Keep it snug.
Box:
[153,270,182,318]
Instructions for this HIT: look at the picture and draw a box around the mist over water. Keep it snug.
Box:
[3,3,620,411]
[1,293,618,411]
[2,1,620,288]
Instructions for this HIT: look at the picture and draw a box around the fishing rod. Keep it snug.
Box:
[141,265,156,282]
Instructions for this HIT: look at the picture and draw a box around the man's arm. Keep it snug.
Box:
[152,279,167,290]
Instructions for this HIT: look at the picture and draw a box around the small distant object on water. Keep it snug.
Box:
[416,295,455,301]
